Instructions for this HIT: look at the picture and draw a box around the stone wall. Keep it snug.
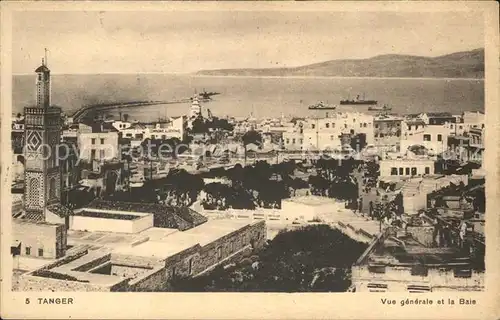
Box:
[127,266,167,292]
[163,221,266,288]
[18,222,266,292]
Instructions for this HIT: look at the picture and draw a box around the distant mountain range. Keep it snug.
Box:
[196,48,484,78]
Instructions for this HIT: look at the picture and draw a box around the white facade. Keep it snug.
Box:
[400,122,450,154]
[302,113,374,150]
[70,210,154,234]
[282,130,304,150]
[62,123,92,140]
[121,124,146,140]
[77,132,119,162]
[121,117,185,141]
[146,117,185,140]
[379,159,435,177]
[445,122,484,136]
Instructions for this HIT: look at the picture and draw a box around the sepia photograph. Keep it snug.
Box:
[1,1,499,319]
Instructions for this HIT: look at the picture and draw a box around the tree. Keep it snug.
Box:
[168,225,368,292]
[105,186,158,203]
[191,116,207,134]
[364,161,380,189]
[67,188,96,209]
[162,169,205,206]
[242,130,262,166]
[290,177,309,196]
[393,192,404,215]
[227,163,244,186]
[311,157,358,201]
[207,117,234,132]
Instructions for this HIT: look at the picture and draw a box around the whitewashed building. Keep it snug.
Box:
[379,158,435,178]
[301,112,374,150]
[78,131,119,163]
[120,117,185,141]
[400,120,450,154]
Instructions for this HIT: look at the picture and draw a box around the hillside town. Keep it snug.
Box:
[10,59,485,292]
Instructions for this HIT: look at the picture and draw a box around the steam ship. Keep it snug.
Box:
[308,101,336,110]
[368,104,392,111]
[340,93,377,105]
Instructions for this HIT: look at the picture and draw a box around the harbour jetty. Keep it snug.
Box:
[72,99,191,123]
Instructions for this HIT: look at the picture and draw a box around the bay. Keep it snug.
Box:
[12,74,484,121]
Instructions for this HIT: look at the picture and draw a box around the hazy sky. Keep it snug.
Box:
[13,10,484,74]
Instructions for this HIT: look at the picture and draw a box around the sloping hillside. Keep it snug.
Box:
[196,48,484,78]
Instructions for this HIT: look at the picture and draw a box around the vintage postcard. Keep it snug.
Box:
[1,1,499,319]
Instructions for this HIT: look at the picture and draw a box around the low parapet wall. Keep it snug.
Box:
[352,264,484,290]
[127,265,167,292]
[18,273,130,292]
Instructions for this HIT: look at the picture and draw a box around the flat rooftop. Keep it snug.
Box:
[114,219,258,259]
[13,218,60,228]
[283,195,341,207]
[23,249,127,287]
[28,267,126,286]
[67,230,149,249]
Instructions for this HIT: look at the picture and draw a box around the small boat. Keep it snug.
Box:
[308,101,336,110]
[340,93,378,105]
[368,104,392,111]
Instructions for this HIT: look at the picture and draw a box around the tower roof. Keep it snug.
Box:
[35,64,50,73]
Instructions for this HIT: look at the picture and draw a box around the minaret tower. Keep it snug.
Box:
[36,49,51,108]
[23,51,63,221]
